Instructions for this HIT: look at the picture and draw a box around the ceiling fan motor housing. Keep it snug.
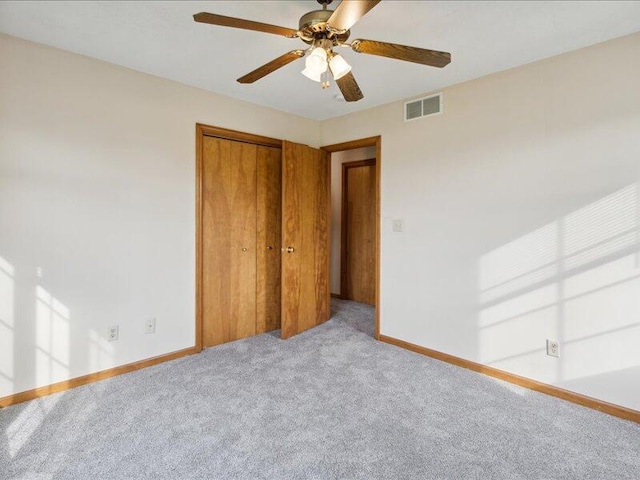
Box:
[298,9,350,44]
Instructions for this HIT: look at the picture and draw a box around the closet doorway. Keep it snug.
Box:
[195,124,330,350]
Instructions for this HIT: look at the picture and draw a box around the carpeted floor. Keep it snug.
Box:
[1,299,640,479]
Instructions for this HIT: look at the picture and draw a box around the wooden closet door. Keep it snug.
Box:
[256,146,282,333]
[202,137,257,347]
[281,141,330,339]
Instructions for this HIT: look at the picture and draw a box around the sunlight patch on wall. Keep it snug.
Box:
[479,284,559,383]
[562,260,640,381]
[478,182,640,387]
[0,255,15,395]
[562,325,640,382]
[479,284,557,329]
[479,223,558,304]
[564,185,637,258]
[479,301,558,360]
[36,286,70,387]
[564,254,640,337]
[564,231,637,271]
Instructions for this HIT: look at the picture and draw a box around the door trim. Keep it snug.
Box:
[341,159,376,301]
[321,136,382,339]
[195,124,283,352]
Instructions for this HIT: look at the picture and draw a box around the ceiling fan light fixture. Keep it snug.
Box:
[308,46,328,62]
[329,54,351,80]
[301,66,322,82]
[302,47,328,81]
[304,47,328,73]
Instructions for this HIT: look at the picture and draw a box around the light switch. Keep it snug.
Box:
[392,219,403,233]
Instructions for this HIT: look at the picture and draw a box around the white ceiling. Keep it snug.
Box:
[1,1,639,120]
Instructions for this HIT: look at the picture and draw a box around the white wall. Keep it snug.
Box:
[330,147,376,295]
[0,34,319,398]
[320,32,640,411]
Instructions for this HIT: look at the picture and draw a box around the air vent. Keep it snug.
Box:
[404,93,443,122]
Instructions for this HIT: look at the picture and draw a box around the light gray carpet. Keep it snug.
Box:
[2,299,640,479]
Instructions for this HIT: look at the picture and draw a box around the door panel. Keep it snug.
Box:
[281,141,330,339]
[202,137,257,346]
[256,146,282,333]
[345,162,376,304]
[230,141,258,341]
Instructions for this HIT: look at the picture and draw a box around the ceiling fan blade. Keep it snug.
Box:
[336,71,364,102]
[193,12,299,38]
[326,0,381,33]
[237,50,305,84]
[351,39,451,68]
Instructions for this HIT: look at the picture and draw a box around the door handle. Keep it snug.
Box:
[286,246,295,253]
[267,245,273,250]
[242,247,248,252]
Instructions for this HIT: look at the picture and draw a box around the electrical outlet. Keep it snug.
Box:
[108,325,119,341]
[546,339,559,357]
[392,219,403,232]
[145,317,156,334]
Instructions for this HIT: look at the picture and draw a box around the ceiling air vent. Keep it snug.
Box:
[404,93,443,122]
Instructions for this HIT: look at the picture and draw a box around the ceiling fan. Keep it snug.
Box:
[193,0,451,102]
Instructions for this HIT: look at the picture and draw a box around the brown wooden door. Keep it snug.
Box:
[202,137,258,347]
[256,146,282,334]
[343,160,376,305]
[281,141,330,339]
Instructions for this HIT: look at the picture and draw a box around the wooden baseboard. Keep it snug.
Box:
[378,335,640,424]
[330,293,344,299]
[0,346,197,408]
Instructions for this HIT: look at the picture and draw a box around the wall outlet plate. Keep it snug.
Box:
[145,317,156,334]
[392,219,403,232]
[546,339,559,357]
[108,325,119,341]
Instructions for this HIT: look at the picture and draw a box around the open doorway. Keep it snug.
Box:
[322,137,381,339]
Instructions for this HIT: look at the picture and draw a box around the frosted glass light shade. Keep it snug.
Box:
[309,47,327,62]
[329,54,351,80]
[302,47,328,82]
[302,67,322,82]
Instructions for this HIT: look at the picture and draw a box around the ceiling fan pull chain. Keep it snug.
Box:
[321,70,330,89]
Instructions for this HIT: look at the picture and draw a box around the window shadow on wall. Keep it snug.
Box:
[1,255,115,463]
[478,183,640,388]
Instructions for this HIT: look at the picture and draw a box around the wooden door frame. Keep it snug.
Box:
[195,123,282,353]
[321,136,382,340]
[340,158,376,301]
